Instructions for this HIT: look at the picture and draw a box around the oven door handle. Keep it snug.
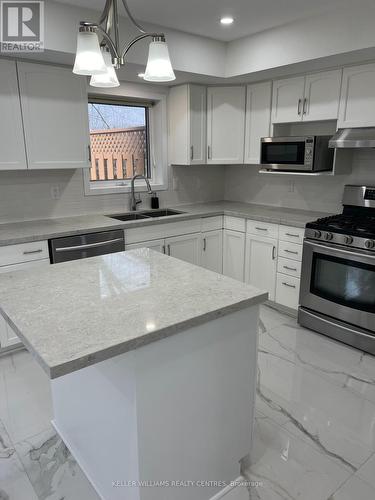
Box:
[303,239,375,265]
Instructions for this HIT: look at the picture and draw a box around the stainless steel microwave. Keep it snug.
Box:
[260,136,334,172]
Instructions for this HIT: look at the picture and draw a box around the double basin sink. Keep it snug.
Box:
[107,209,185,222]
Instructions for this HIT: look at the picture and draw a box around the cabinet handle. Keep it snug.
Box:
[303,98,307,115]
[282,282,296,289]
[272,246,276,260]
[190,145,194,161]
[88,144,92,162]
[162,245,166,254]
[297,98,302,115]
[203,237,207,251]
[207,145,211,159]
[284,249,298,255]
[23,249,43,255]
[255,227,268,231]
[283,265,297,271]
[285,233,300,238]
[167,244,171,256]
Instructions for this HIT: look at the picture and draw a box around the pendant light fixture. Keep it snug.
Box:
[72,0,175,86]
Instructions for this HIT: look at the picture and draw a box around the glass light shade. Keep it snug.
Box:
[90,50,120,87]
[143,40,176,82]
[73,31,107,75]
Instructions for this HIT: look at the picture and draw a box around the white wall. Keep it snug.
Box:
[0,166,224,224]
[224,150,375,214]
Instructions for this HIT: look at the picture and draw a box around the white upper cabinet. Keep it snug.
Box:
[244,82,272,164]
[17,62,90,170]
[304,70,342,121]
[272,70,342,123]
[207,86,245,164]
[0,60,27,171]
[168,84,206,165]
[338,63,375,128]
[272,76,305,123]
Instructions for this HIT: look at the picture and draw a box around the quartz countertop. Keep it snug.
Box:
[0,249,267,378]
[0,202,329,247]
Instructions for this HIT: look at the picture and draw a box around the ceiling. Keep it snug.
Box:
[59,0,364,41]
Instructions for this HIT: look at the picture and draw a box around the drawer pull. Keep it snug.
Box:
[285,233,300,238]
[255,227,268,231]
[23,249,43,255]
[282,282,296,289]
[283,265,297,271]
[284,249,298,255]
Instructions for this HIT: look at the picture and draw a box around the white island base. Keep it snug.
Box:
[50,306,259,500]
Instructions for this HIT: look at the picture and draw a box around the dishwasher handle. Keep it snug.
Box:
[55,238,124,252]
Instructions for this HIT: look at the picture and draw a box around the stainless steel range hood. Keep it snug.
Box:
[329,127,375,148]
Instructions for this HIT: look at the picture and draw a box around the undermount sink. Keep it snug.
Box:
[106,209,184,222]
[140,209,184,217]
[107,213,150,222]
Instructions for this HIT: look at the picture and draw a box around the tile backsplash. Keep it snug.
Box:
[224,150,375,214]
[0,166,225,223]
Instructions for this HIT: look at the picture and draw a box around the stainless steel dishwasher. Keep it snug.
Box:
[49,230,125,263]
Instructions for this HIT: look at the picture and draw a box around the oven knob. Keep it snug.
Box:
[344,236,353,244]
[364,239,375,249]
[313,230,322,238]
[324,232,333,241]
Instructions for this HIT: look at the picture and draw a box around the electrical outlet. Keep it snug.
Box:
[51,185,61,200]
[172,176,179,191]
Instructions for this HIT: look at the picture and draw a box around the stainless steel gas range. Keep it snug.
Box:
[298,185,375,354]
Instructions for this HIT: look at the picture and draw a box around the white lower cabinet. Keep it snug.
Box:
[275,273,300,310]
[245,234,277,301]
[223,229,245,281]
[0,255,50,350]
[201,230,223,274]
[166,233,201,266]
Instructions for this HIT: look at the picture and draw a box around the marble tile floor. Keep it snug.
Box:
[1,305,375,500]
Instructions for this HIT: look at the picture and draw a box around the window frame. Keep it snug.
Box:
[83,85,168,196]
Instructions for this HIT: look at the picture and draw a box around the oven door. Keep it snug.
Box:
[260,137,310,171]
[300,240,375,332]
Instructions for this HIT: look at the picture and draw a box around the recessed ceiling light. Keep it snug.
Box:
[138,72,145,78]
[220,16,234,25]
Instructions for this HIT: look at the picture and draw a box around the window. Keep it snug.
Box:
[88,99,151,185]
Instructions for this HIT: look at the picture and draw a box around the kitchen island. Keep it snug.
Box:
[0,249,266,500]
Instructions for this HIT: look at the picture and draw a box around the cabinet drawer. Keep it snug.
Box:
[279,225,305,244]
[278,240,303,261]
[224,216,245,233]
[0,240,49,266]
[247,220,279,239]
[277,257,301,278]
[276,273,300,310]
[201,216,223,232]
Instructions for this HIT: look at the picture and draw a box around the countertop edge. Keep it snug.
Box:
[33,291,267,379]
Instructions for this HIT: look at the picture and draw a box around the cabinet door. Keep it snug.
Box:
[272,76,305,123]
[126,239,165,253]
[17,62,90,169]
[201,230,223,274]
[0,59,27,170]
[207,86,245,164]
[244,82,272,164]
[166,233,201,266]
[303,70,342,122]
[189,85,207,164]
[223,230,245,281]
[338,63,375,128]
[245,234,277,301]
